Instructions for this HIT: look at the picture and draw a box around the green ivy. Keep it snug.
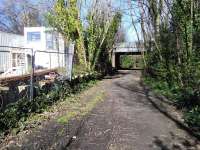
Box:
[85,12,122,72]
[0,73,100,134]
[47,0,87,68]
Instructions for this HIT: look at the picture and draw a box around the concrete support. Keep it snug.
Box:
[115,53,120,69]
[112,52,120,69]
[112,52,116,68]
[112,51,143,70]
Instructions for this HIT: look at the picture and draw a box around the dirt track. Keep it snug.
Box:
[2,70,200,150]
[69,70,200,150]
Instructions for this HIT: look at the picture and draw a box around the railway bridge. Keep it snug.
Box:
[112,42,145,69]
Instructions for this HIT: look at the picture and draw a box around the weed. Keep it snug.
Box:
[57,91,105,124]
[0,72,101,135]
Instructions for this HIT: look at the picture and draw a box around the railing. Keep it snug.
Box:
[0,45,74,109]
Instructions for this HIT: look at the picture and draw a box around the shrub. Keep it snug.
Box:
[0,72,100,134]
[184,106,200,129]
[144,75,200,130]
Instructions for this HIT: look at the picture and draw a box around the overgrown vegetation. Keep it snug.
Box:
[47,0,122,74]
[120,55,143,69]
[57,91,105,124]
[0,0,123,139]
[120,55,134,69]
[142,0,200,130]
[144,76,200,130]
[85,11,122,72]
[0,73,100,135]
[47,0,87,68]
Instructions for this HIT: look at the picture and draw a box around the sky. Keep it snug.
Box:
[111,0,141,42]
[0,0,141,42]
[80,0,141,42]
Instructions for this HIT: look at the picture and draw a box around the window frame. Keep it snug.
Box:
[27,32,41,42]
[46,32,54,49]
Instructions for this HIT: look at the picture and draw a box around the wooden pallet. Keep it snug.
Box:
[0,69,57,86]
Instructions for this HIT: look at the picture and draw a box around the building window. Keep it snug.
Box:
[46,33,54,49]
[27,32,41,42]
[12,53,25,67]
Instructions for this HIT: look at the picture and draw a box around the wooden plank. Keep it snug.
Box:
[0,69,57,86]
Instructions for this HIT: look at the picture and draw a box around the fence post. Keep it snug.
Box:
[66,43,75,81]
[30,49,35,101]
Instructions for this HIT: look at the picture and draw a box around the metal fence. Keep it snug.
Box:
[0,31,24,48]
[0,44,74,109]
[0,46,33,75]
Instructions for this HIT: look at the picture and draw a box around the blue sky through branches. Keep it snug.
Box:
[80,0,141,42]
[0,0,140,42]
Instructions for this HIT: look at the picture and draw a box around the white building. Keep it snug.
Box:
[0,31,24,47]
[24,27,66,69]
[0,31,25,73]
[0,27,66,75]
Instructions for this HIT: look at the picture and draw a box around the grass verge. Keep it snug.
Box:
[57,91,105,124]
[0,73,101,140]
[143,75,200,131]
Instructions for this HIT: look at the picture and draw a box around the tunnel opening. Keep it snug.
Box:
[114,52,144,70]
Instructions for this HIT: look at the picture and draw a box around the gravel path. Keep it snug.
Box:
[2,70,200,150]
[69,70,200,150]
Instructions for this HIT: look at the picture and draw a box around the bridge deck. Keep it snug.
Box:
[113,42,144,53]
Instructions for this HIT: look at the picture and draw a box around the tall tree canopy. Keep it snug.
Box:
[47,0,122,72]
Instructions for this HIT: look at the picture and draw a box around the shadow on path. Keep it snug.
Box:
[114,75,200,150]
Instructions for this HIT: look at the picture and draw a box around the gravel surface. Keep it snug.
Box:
[2,70,200,150]
[69,70,200,150]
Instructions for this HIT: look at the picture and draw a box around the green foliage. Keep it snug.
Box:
[57,90,105,124]
[144,74,200,128]
[47,0,76,40]
[47,1,122,72]
[120,55,144,69]
[146,0,200,86]
[47,0,87,67]
[120,55,134,69]
[145,1,200,129]
[144,76,175,99]
[73,64,89,75]
[0,73,100,134]
[98,12,122,73]
[104,12,122,50]
[184,106,200,129]
[85,12,122,72]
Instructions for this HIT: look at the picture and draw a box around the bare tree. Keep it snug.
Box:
[115,26,126,43]
[0,0,53,34]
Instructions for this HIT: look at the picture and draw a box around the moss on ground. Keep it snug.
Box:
[57,91,105,124]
